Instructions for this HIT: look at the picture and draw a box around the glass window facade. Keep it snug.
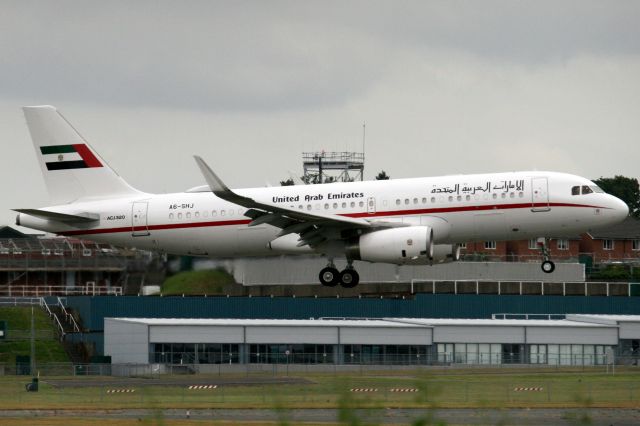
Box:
[249,344,333,364]
[151,343,239,364]
[343,344,428,365]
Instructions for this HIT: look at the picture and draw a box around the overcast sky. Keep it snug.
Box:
[1,0,639,228]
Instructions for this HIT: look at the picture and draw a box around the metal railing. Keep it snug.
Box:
[40,298,65,340]
[57,296,81,333]
[409,279,635,296]
[0,285,122,297]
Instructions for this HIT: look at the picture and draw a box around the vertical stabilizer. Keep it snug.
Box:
[23,106,143,204]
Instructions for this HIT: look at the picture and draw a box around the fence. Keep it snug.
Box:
[0,285,122,297]
[0,358,636,378]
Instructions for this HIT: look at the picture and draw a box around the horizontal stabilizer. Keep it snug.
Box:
[13,208,99,223]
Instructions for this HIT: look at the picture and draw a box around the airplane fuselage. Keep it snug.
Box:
[18,170,627,258]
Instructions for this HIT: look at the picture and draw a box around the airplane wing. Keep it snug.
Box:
[194,156,401,247]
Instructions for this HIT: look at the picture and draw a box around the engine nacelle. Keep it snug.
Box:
[346,226,433,265]
[430,244,461,265]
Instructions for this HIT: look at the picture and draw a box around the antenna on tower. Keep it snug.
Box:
[361,122,366,181]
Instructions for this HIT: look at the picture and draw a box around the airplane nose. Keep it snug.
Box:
[611,196,629,221]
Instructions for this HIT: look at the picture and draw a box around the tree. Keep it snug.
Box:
[280,178,295,186]
[375,170,390,180]
[594,175,639,217]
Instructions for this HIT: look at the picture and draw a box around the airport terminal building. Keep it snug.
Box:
[104,315,640,367]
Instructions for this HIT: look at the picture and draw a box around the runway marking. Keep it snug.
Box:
[514,387,544,392]
[390,388,419,392]
[188,385,218,390]
[350,388,378,392]
[106,389,136,393]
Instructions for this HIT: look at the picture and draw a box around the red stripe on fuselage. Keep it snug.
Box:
[72,144,103,168]
[55,202,606,237]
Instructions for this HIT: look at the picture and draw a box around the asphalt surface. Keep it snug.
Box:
[1,408,639,425]
[44,376,312,388]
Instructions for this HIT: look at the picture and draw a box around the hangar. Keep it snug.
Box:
[104,315,640,366]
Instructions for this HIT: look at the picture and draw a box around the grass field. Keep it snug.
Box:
[1,367,639,411]
[0,307,68,365]
[162,269,236,295]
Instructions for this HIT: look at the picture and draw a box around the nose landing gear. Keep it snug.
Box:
[319,261,360,288]
[538,238,556,274]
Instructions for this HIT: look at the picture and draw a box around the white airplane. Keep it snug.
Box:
[14,106,628,288]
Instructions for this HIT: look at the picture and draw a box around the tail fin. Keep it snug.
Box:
[23,105,143,204]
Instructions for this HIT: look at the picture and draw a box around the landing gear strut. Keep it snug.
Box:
[538,238,556,274]
[319,261,360,288]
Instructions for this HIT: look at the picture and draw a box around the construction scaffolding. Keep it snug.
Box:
[302,151,364,184]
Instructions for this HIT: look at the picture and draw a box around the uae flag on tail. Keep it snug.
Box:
[40,144,103,171]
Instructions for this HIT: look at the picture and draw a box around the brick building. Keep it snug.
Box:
[580,217,640,263]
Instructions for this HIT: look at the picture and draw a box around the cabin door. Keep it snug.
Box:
[367,197,376,214]
[531,177,551,212]
[131,201,150,236]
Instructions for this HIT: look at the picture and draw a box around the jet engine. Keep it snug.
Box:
[346,226,434,264]
[430,244,461,264]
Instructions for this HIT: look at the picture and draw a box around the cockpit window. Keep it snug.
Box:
[571,186,580,196]
[582,185,593,195]
[591,185,605,193]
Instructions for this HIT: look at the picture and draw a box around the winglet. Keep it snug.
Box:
[193,156,253,206]
[193,156,230,196]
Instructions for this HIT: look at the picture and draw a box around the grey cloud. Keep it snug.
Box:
[1,1,639,111]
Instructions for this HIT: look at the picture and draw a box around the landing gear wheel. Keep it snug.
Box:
[319,267,340,287]
[339,269,360,288]
[541,260,555,274]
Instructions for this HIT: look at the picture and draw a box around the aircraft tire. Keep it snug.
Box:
[339,269,359,288]
[541,260,555,274]
[319,267,340,287]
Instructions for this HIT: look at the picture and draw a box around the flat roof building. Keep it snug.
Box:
[104,315,640,368]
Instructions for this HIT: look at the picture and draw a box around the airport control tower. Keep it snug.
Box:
[302,151,364,184]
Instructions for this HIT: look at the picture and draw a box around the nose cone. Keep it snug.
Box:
[609,195,629,222]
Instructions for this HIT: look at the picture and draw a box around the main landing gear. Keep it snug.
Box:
[319,261,360,288]
[538,238,556,274]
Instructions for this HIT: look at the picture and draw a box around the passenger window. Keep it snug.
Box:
[582,185,593,194]
[571,186,580,195]
[396,199,401,205]
[186,212,192,219]
[333,203,338,209]
[501,193,506,199]
[212,210,217,216]
[359,201,364,207]
[465,195,470,201]
[509,193,515,198]
[350,202,355,208]
[299,205,303,209]
[430,197,436,203]
[169,213,174,220]
[456,195,462,201]
[492,193,497,199]
[518,192,524,198]
[342,202,347,208]
[413,198,418,204]
[177,212,183,219]
[307,205,312,210]
[404,199,409,205]
[221,210,226,216]
[448,196,453,202]
[324,203,329,209]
